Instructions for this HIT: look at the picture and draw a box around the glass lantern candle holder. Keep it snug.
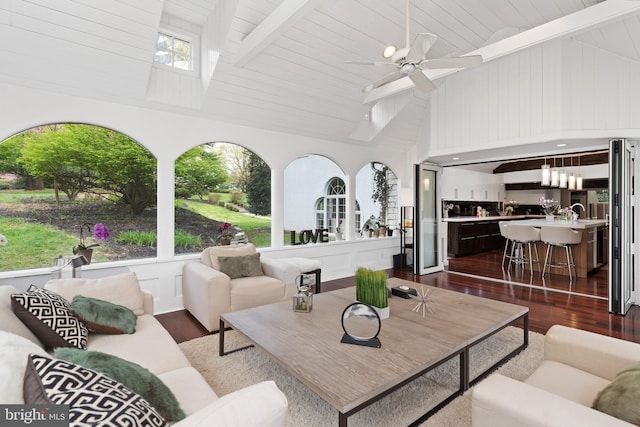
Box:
[293,285,313,312]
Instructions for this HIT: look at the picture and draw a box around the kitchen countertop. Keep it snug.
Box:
[443,215,543,223]
[503,218,607,229]
[443,215,607,228]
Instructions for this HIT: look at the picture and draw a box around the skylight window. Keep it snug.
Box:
[155,32,191,71]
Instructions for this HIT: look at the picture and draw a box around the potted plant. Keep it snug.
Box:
[355,267,389,319]
[217,222,235,245]
[72,223,109,264]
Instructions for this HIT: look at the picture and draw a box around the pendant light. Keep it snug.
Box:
[576,155,583,190]
[568,156,576,190]
[541,157,550,186]
[559,157,567,188]
[550,157,558,187]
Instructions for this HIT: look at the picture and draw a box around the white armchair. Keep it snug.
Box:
[472,325,640,426]
[182,244,300,332]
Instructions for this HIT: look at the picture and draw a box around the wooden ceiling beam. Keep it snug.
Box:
[492,151,609,174]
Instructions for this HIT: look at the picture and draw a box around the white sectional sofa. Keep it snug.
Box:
[472,325,640,426]
[0,272,288,426]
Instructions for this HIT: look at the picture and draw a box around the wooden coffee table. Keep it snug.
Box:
[220,277,528,426]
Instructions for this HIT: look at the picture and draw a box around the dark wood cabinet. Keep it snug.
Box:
[447,220,503,257]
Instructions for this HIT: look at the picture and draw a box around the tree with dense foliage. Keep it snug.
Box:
[175,145,228,199]
[19,125,96,200]
[216,143,250,192]
[0,131,40,189]
[246,152,271,216]
[89,127,157,214]
[18,124,157,213]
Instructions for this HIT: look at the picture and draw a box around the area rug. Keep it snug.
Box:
[179,326,544,426]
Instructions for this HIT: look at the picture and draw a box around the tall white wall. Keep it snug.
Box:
[428,39,640,159]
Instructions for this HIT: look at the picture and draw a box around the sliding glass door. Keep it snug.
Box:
[609,139,636,314]
[414,164,444,275]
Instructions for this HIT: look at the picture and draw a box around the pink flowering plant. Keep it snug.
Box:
[73,222,109,254]
[217,222,234,241]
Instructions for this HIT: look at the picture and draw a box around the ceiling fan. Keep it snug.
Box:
[345,0,483,94]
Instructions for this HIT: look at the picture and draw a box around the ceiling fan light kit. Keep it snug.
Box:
[345,0,483,97]
[382,45,397,58]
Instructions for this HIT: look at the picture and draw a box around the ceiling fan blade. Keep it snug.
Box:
[405,33,438,63]
[345,60,398,68]
[408,70,436,92]
[420,55,483,70]
[362,71,405,93]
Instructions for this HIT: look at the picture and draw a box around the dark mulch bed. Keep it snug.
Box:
[1,201,223,259]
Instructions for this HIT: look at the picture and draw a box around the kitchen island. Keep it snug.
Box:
[445,216,608,278]
[445,215,543,258]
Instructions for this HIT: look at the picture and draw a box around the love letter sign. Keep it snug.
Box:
[290,229,329,245]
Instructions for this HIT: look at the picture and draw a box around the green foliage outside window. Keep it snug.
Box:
[246,152,271,216]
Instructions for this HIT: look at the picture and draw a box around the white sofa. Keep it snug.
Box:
[472,325,640,427]
[0,272,288,426]
[183,244,305,332]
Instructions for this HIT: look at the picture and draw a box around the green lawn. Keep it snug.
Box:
[0,192,279,271]
[0,189,57,204]
[0,217,80,270]
[178,199,273,247]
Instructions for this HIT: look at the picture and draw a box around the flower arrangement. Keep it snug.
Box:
[73,222,109,254]
[539,197,560,215]
[336,219,343,234]
[217,222,234,240]
[444,203,454,211]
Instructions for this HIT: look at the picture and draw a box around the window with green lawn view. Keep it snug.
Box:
[174,142,272,252]
[0,123,158,272]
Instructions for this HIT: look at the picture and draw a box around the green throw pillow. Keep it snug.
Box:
[70,295,137,334]
[592,361,640,424]
[54,348,185,422]
[218,253,264,279]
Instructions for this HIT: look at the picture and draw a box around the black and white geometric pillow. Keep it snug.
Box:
[11,285,88,349]
[24,354,168,427]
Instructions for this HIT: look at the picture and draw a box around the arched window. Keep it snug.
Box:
[0,123,157,272]
[355,162,399,231]
[325,177,345,233]
[174,142,271,251]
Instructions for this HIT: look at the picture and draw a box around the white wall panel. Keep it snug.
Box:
[561,39,640,134]
[146,66,202,108]
[428,39,640,159]
[541,42,562,134]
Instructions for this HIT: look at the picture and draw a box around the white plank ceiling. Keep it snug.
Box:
[1,0,638,151]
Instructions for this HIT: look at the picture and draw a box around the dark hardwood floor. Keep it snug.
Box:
[447,248,609,298]
[156,268,640,345]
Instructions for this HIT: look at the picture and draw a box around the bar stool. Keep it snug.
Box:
[499,222,512,269]
[506,224,541,273]
[540,227,583,281]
